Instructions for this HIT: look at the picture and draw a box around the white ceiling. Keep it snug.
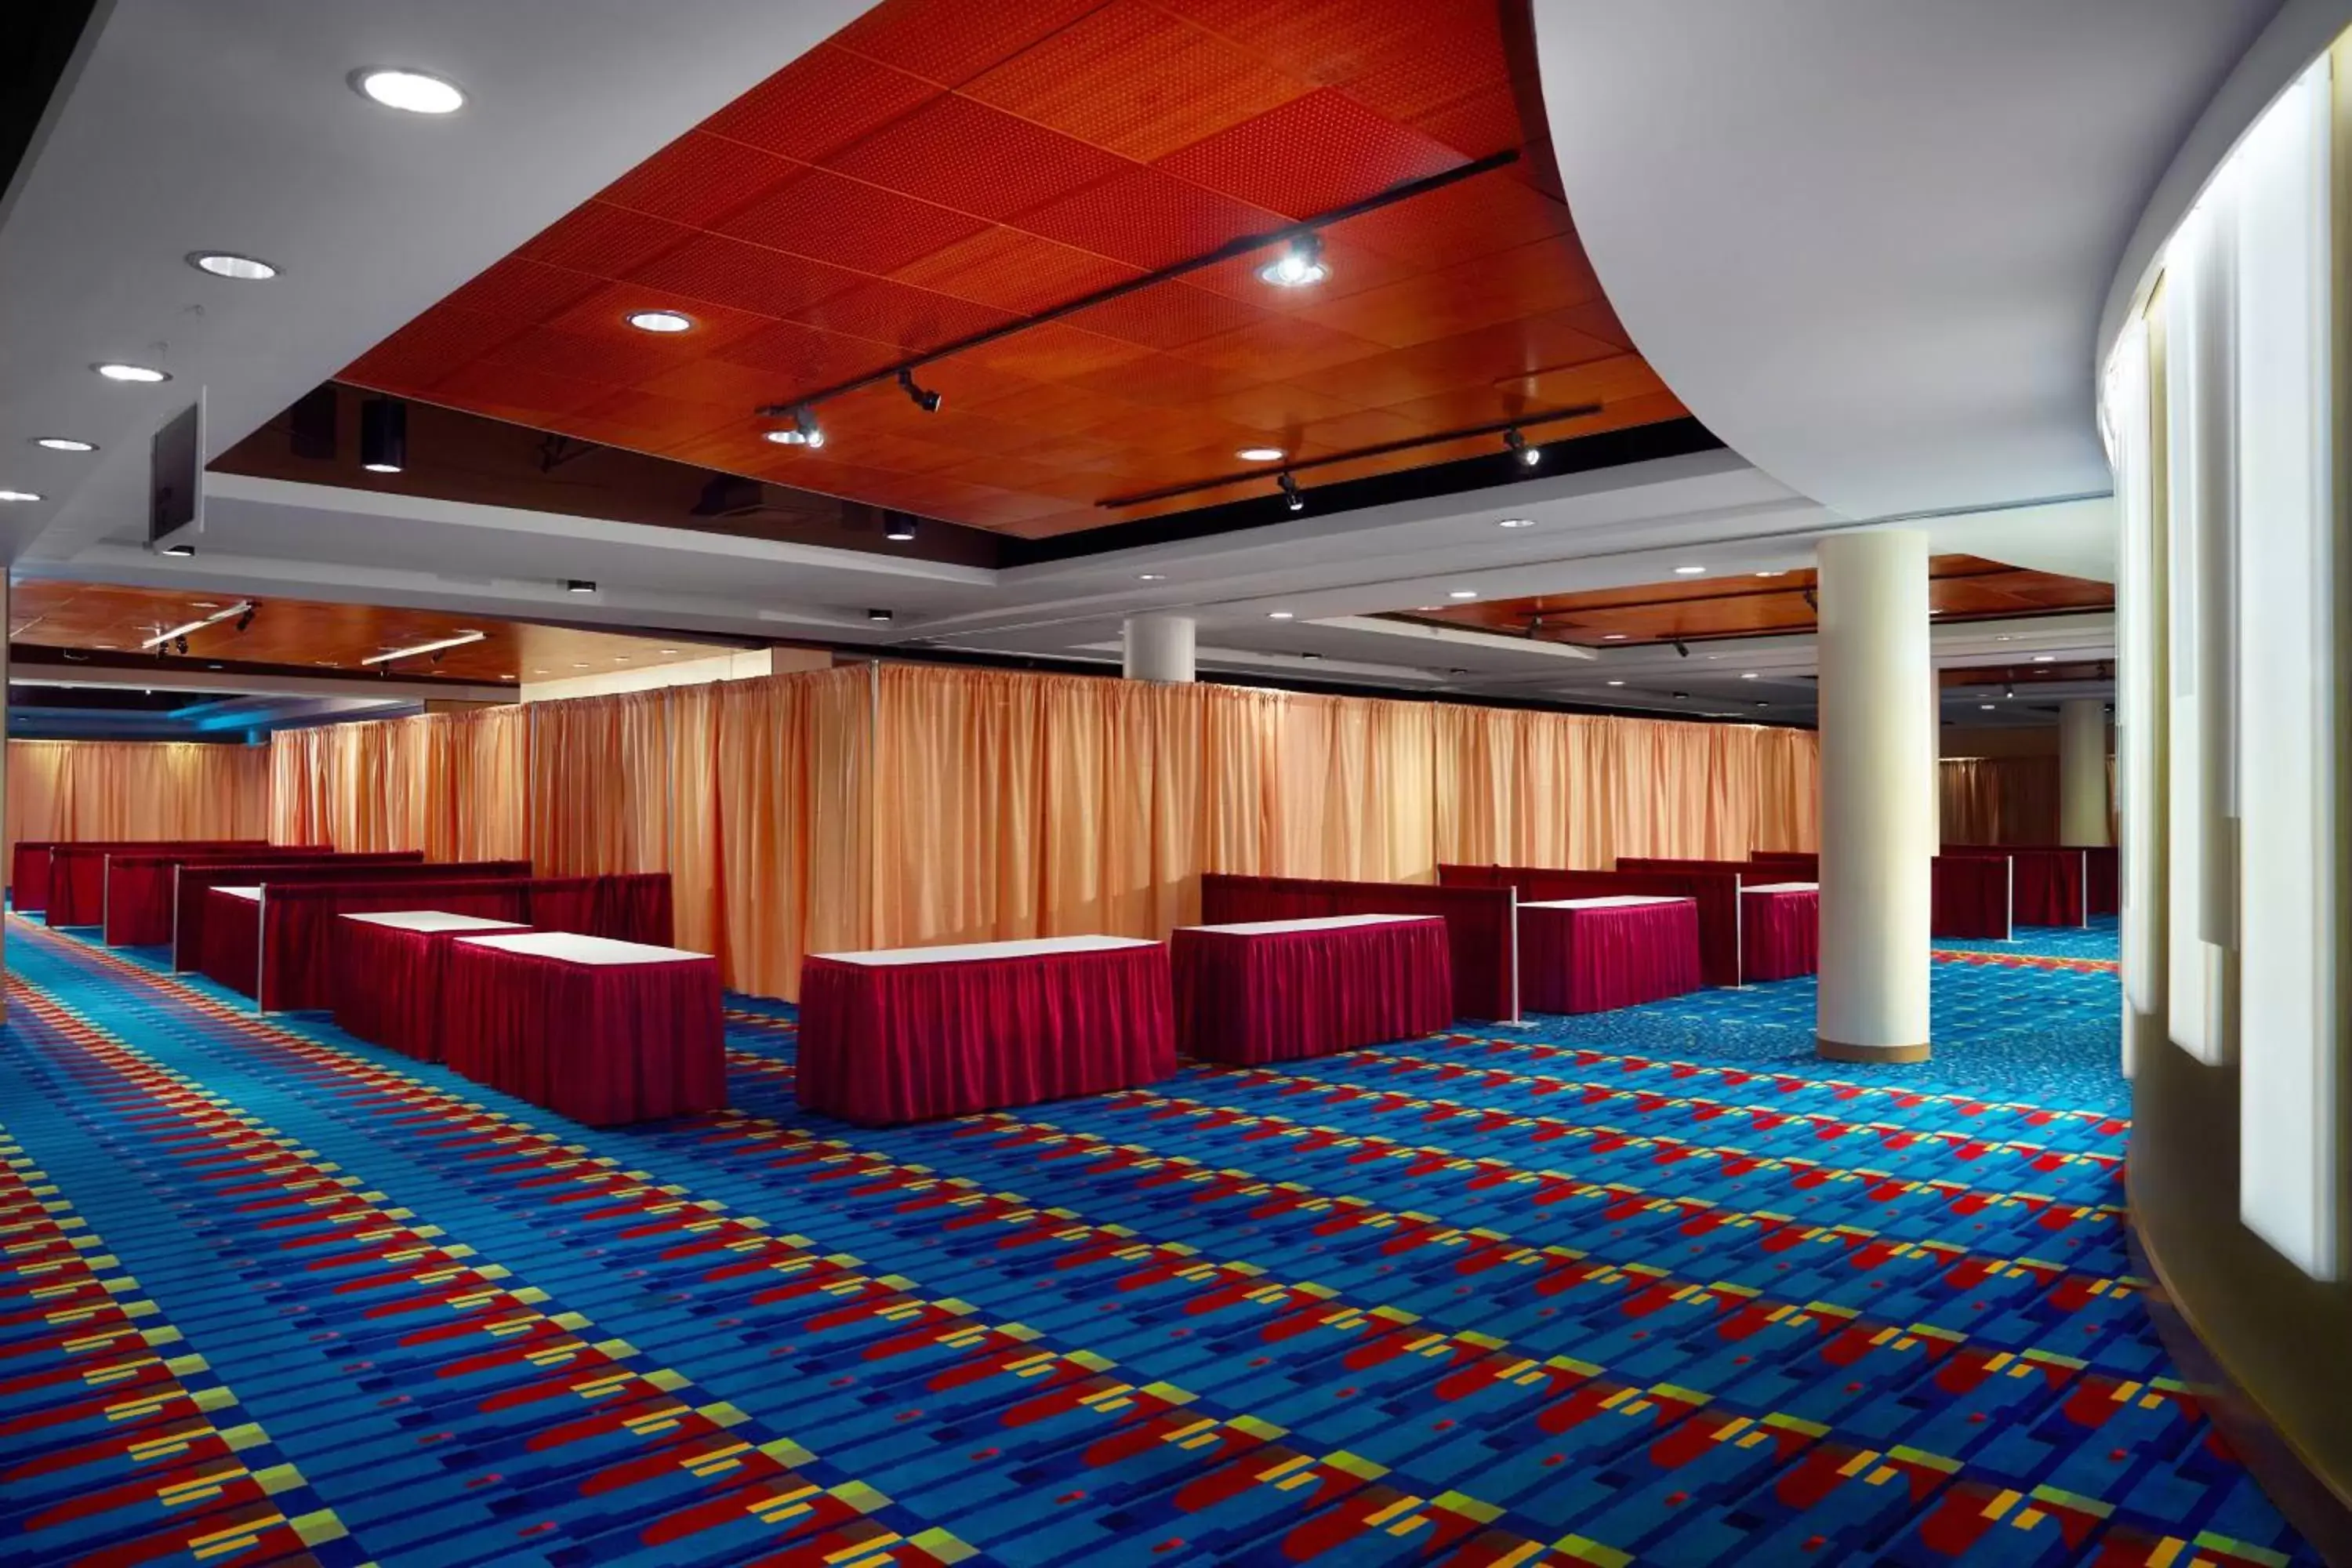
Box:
[0,2,2128,721]
[1531,0,2278,524]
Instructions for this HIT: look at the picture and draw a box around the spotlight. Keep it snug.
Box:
[2004,686,2016,699]
[1504,427,1540,467]
[1802,587,1819,611]
[175,635,190,655]
[883,512,918,542]
[896,369,943,413]
[94,362,171,383]
[235,605,256,633]
[360,397,407,473]
[867,608,893,624]
[764,405,825,448]
[1278,471,1304,512]
[1672,639,1690,659]
[1258,232,1327,289]
[564,579,597,595]
[626,309,694,333]
[34,437,95,452]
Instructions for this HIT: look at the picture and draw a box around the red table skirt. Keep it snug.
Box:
[332,921,530,1062]
[1173,918,1452,1064]
[797,945,1176,1126]
[1740,888,1820,981]
[199,892,263,998]
[440,944,724,1126]
[1520,901,1702,1014]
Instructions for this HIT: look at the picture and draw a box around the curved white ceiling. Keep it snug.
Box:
[1531,0,2277,522]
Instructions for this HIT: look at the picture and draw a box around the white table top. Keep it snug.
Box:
[455,931,709,966]
[341,910,528,934]
[212,885,263,902]
[814,934,1160,967]
[1181,913,1443,937]
[1521,895,1693,911]
[1743,880,1820,894]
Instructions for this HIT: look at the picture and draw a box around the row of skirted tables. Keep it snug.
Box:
[314,880,1820,1130]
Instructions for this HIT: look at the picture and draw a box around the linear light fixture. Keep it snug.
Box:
[361,630,486,666]
[139,600,252,649]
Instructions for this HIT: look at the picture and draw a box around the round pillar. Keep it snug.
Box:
[1121,613,1196,683]
[1816,530,1933,1063]
[2058,699,2111,846]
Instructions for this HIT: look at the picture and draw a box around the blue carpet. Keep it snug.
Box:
[0,913,2316,1567]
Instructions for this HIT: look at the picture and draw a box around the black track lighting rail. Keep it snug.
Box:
[754,148,1520,419]
[1095,401,1600,509]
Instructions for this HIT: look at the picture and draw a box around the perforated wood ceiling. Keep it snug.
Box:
[1408,557,2116,646]
[341,0,1682,538]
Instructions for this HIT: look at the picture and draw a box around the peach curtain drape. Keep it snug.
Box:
[7,740,270,877]
[1939,756,2060,845]
[1432,706,1820,869]
[266,663,1822,1000]
[270,708,527,861]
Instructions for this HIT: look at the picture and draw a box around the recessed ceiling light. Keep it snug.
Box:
[533,668,549,675]
[2032,654,2056,663]
[94,362,169,383]
[34,437,94,452]
[191,601,219,609]
[659,648,678,654]
[564,579,597,595]
[1138,573,1165,582]
[1755,570,1786,578]
[189,252,278,281]
[1994,634,2013,642]
[353,67,466,115]
[1497,517,1534,529]
[94,642,114,649]
[1739,671,1759,679]
[502,673,517,681]
[1448,590,1479,599]
[1673,565,1707,575]
[615,655,630,662]
[0,489,40,503]
[1236,446,1284,462]
[572,662,589,670]
[626,309,693,334]
[1602,633,1627,641]
[1980,703,1996,710]
[1267,611,1294,620]
[1606,679,1625,687]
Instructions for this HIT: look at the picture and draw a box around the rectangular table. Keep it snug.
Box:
[200,886,264,998]
[332,911,528,1062]
[797,935,1175,1127]
[1518,895,1703,1014]
[443,931,724,1126]
[1171,913,1451,1064]
[1740,881,1820,981]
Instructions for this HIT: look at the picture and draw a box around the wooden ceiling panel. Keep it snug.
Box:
[1403,557,2114,646]
[6,583,742,684]
[345,0,1685,538]
[961,0,1316,162]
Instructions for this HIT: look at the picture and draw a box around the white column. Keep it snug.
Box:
[1816,530,1933,1063]
[2059,699,2111,845]
[1121,613,1195,683]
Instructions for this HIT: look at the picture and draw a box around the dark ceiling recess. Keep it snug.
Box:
[0,0,100,221]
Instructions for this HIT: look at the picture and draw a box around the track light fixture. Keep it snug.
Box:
[1258,231,1328,288]
[1278,470,1304,512]
[360,396,407,473]
[896,369,943,413]
[1504,427,1540,467]
[175,635,190,656]
[234,605,256,633]
[765,405,825,448]
[1672,639,1690,659]
[883,512,917,542]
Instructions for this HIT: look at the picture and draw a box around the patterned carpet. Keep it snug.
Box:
[0,912,2316,1567]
